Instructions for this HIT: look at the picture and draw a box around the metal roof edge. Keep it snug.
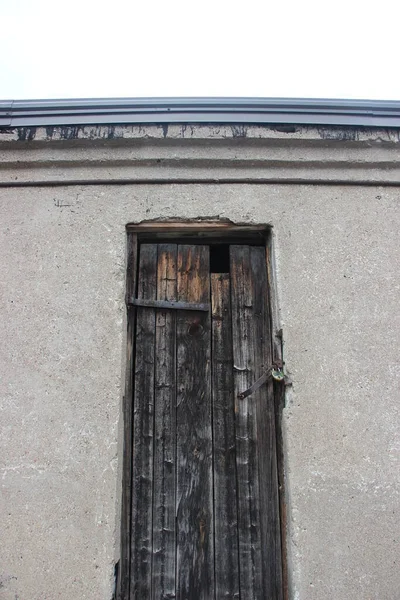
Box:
[1,97,400,129]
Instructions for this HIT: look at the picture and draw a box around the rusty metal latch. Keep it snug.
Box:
[238,362,286,400]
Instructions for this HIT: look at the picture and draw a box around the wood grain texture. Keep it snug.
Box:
[152,244,178,600]
[211,273,240,599]
[125,239,282,600]
[131,298,209,312]
[250,246,282,600]
[130,244,157,599]
[230,245,263,599]
[176,245,214,600]
[267,231,289,600]
[118,234,137,600]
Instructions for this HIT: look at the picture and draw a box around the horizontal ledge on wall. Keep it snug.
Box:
[1,126,400,186]
[2,167,400,186]
[3,179,400,189]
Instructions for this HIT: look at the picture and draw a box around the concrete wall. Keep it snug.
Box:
[0,128,399,599]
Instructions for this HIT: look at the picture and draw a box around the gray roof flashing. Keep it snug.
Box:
[1,97,400,129]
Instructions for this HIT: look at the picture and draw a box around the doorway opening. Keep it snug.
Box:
[118,221,286,600]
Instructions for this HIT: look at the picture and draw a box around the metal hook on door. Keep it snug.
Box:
[238,361,289,400]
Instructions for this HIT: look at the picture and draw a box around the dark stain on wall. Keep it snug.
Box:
[317,126,359,141]
[273,125,297,134]
[230,125,248,138]
[107,125,116,139]
[6,122,399,146]
[17,127,37,141]
[58,126,84,140]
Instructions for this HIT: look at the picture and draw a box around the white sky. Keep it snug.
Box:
[0,0,399,101]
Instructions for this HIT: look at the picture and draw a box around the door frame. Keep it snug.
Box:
[117,220,287,600]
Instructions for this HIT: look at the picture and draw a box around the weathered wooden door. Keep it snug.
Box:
[128,243,282,600]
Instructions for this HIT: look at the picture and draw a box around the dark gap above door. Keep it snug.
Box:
[210,244,230,273]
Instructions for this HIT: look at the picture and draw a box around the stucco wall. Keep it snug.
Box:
[0,180,399,599]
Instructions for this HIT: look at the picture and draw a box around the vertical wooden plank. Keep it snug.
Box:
[130,244,157,600]
[265,234,283,373]
[152,244,177,600]
[266,237,288,600]
[118,233,137,600]
[250,246,282,600]
[211,273,240,599]
[176,245,214,600]
[230,245,263,598]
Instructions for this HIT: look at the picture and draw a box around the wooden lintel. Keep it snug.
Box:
[126,221,270,235]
